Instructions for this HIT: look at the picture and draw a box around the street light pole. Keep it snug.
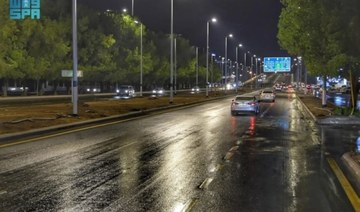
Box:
[170,0,174,104]
[211,53,215,90]
[174,37,177,95]
[135,20,143,96]
[196,47,199,86]
[224,34,233,92]
[235,44,242,93]
[72,0,78,115]
[140,23,143,96]
[131,0,134,16]
[206,18,216,97]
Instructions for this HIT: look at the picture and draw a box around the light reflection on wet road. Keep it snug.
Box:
[0,93,355,211]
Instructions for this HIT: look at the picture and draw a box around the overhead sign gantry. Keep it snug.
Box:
[263,57,291,73]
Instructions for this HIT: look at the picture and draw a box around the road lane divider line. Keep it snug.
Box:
[260,104,272,118]
[215,164,224,172]
[327,158,360,211]
[198,177,213,190]
[223,152,234,161]
[181,198,199,212]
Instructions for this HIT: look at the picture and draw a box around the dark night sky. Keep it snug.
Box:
[80,0,289,60]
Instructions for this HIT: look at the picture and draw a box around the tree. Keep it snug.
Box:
[278,0,356,109]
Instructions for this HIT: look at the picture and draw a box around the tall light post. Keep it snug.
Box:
[206,18,217,97]
[255,57,261,88]
[131,0,134,16]
[135,21,143,96]
[244,50,250,80]
[174,37,177,95]
[221,57,225,85]
[224,33,233,92]
[211,53,216,90]
[196,47,199,86]
[72,0,78,115]
[235,43,243,92]
[169,0,174,103]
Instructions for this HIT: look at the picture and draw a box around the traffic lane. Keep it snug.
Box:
[193,95,354,212]
[0,98,255,211]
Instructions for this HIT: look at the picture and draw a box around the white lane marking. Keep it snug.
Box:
[198,178,214,190]
[181,198,199,212]
[260,106,272,118]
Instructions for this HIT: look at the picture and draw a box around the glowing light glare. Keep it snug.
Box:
[356,137,360,153]
[229,34,233,38]
[211,18,217,22]
[226,84,232,90]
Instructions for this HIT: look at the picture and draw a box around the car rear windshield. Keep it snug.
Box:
[235,97,254,101]
[263,90,273,93]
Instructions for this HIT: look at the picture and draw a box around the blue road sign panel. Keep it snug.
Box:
[263,57,291,72]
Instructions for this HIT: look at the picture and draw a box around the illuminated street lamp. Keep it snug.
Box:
[206,17,217,97]
[224,33,233,92]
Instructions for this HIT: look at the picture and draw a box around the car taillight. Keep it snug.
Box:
[248,102,255,106]
[233,102,239,105]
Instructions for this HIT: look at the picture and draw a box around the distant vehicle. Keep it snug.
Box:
[42,86,67,95]
[116,85,135,98]
[152,87,166,96]
[231,95,260,115]
[340,86,351,94]
[259,89,275,102]
[80,86,101,94]
[274,84,282,92]
[191,86,201,94]
[7,86,29,96]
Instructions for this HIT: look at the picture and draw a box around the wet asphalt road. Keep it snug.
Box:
[0,92,355,211]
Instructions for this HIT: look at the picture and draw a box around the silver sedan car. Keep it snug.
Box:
[231,95,260,115]
[259,88,276,102]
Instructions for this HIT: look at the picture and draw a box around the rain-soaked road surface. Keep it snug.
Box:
[0,92,355,211]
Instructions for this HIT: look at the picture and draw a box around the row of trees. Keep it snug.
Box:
[0,0,221,96]
[278,0,360,113]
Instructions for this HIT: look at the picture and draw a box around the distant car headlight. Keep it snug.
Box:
[158,90,163,94]
[87,88,90,92]
[152,90,156,93]
[116,89,119,93]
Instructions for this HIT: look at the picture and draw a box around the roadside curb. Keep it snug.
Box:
[341,152,360,190]
[295,94,317,122]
